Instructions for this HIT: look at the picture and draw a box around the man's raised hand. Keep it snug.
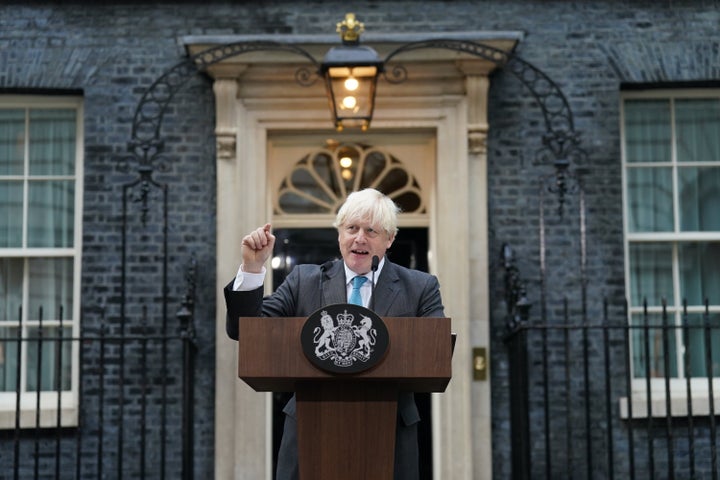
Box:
[241,223,275,273]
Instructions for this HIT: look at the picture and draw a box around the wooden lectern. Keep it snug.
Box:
[237,315,453,480]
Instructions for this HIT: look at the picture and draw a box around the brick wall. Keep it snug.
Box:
[2,1,718,478]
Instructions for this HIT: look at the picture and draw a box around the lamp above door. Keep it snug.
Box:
[320,13,383,131]
[184,15,522,137]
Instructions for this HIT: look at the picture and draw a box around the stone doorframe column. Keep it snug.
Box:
[182,31,521,480]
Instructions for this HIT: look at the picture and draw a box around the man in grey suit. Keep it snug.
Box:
[225,188,445,480]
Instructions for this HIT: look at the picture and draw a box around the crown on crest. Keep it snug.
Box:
[337,310,355,326]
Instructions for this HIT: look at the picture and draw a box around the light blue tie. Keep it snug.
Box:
[349,276,367,306]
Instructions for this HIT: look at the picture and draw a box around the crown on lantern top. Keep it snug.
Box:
[336,13,364,44]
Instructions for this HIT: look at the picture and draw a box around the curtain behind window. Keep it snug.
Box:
[625,97,720,378]
[0,107,76,392]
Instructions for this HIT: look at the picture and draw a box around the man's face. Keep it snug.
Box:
[338,218,395,274]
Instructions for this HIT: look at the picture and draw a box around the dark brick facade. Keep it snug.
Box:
[2,1,719,478]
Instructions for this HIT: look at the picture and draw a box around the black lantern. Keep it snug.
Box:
[320,13,383,131]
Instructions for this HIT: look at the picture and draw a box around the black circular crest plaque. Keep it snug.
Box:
[301,303,389,374]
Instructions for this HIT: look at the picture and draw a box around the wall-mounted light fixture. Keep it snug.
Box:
[320,13,383,131]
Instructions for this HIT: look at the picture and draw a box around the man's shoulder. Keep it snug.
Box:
[292,263,323,273]
[384,260,433,280]
[290,262,332,277]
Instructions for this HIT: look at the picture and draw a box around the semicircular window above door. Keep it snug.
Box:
[274,141,425,215]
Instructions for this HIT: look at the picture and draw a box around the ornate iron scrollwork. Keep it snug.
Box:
[502,243,531,330]
[123,37,586,213]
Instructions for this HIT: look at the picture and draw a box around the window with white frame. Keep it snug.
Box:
[0,96,82,427]
[622,90,720,395]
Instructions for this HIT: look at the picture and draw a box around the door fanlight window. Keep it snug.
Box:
[275,142,424,215]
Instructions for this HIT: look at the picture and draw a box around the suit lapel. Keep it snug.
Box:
[372,261,400,316]
[322,261,347,306]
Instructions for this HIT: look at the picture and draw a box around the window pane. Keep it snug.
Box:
[0,258,23,322]
[25,326,73,392]
[310,152,342,200]
[360,150,388,187]
[0,180,23,247]
[27,257,73,321]
[629,243,674,307]
[375,167,409,193]
[626,167,673,232]
[278,191,328,214]
[29,109,76,176]
[0,109,25,175]
[676,99,720,163]
[679,166,720,231]
[28,179,74,248]
[624,99,672,163]
[631,312,678,378]
[335,145,362,194]
[0,327,20,391]
[289,168,328,202]
[683,313,720,378]
[393,190,423,213]
[679,242,720,305]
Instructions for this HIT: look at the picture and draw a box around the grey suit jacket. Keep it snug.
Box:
[224,258,445,478]
[225,258,444,335]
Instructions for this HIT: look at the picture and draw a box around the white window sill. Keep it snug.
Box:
[0,393,78,429]
[620,395,720,419]
[0,407,78,430]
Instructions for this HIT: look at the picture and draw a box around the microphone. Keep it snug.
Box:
[319,260,333,308]
[370,255,379,311]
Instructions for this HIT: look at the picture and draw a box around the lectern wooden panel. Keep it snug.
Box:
[237,316,452,480]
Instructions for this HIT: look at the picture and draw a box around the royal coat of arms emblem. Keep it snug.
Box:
[301,303,389,374]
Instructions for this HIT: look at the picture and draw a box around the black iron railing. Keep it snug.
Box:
[0,292,196,480]
[504,297,720,480]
